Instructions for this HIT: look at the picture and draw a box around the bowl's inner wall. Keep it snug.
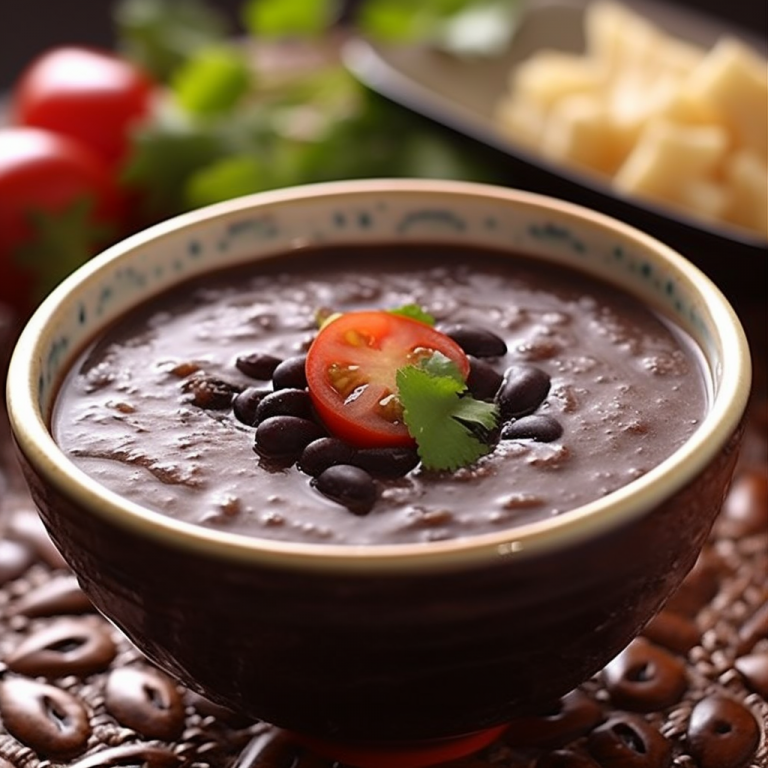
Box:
[33,188,721,424]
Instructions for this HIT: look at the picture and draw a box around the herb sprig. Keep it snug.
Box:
[397,352,498,471]
[114,0,512,221]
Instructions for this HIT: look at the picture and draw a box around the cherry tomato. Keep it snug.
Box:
[306,311,470,448]
[0,127,125,315]
[12,46,154,168]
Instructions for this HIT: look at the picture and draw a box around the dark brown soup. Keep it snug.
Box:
[52,244,708,545]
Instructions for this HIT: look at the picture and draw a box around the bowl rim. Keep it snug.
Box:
[6,178,752,573]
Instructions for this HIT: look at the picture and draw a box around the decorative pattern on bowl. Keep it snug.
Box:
[34,181,718,414]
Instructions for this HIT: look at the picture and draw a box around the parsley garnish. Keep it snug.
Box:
[388,303,436,326]
[397,352,498,471]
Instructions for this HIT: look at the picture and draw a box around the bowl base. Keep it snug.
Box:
[290,724,509,768]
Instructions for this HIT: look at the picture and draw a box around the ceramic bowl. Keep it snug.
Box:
[6,180,751,752]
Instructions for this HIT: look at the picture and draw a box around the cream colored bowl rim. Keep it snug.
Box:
[6,179,752,574]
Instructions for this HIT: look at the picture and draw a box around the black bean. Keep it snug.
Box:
[235,352,282,380]
[467,356,504,401]
[496,364,551,420]
[441,323,507,357]
[254,416,324,459]
[182,375,240,410]
[299,438,356,477]
[312,465,377,516]
[501,414,563,442]
[255,389,313,423]
[233,387,271,426]
[272,355,308,390]
[352,447,420,478]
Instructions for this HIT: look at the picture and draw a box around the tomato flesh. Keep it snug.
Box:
[306,311,470,448]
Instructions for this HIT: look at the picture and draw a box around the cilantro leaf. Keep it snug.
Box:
[418,350,463,382]
[397,357,498,471]
[388,304,435,326]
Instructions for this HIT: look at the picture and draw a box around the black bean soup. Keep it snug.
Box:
[53,244,708,545]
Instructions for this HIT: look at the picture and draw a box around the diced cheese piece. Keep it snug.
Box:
[687,37,768,159]
[614,119,730,201]
[510,51,607,111]
[657,88,722,127]
[609,69,682,128]
[540,94,617,173]
[585,1,662,73]
[653,37,705,75]
[495,96,546,148]
[493,0,768,238]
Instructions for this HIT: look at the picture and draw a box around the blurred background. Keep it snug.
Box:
[1,0,766,313]
[1,0,764,88]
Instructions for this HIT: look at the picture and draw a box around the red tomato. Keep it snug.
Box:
[306,311,470,448]
[13,46,153,168]
[0,127,125,315]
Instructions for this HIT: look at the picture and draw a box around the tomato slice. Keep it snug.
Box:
[306,311,470,448]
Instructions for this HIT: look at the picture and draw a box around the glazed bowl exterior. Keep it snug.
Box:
[6,180,751,742]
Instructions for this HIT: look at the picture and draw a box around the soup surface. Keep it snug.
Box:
[53,244,707,545]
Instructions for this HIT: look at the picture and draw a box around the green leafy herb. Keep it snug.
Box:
[242,0,335,37]
[357,0,467,43]
[388,304,436,326]
[114,0,232,81]
[397,352,498,471]
[121,110,227,218]
[172,45,252,115]
[114,0,509,223]
[15,197,115,302]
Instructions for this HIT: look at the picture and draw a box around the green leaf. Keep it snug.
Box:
[452,396,499,431]
[121,110,227,217]
[397,357,498,471]
[241,0,334,37]
[14,197,114,302]
[418,350,464,383]
[388,303,436,326]
[184,153,288,208]
[358,0,476,43]
[172,45,252,116]
[114,0,232,81]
